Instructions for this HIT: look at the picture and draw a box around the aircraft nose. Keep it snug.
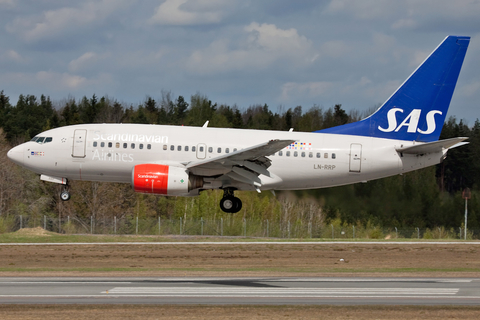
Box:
[7,144,24,166]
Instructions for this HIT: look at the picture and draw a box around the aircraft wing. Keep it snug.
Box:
[184,139,295,189]
[395,137,469,155]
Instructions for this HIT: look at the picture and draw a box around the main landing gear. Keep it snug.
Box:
[60,181,71,201]
[219,188,242,213]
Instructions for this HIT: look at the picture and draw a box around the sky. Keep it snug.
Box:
[1,0,480,123]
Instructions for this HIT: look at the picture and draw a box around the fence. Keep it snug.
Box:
[1,215,479,240]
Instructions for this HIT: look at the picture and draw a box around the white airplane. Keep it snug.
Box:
[7,36,470,213]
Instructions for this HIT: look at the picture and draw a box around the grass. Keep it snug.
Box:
[0,232,477,244]
[1,266,479,274]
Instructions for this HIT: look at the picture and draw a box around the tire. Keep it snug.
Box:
[231,197,242,213]
[220,196,235,213]
[60,191,71,201]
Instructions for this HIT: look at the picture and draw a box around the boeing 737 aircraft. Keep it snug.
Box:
[7,36,470,213]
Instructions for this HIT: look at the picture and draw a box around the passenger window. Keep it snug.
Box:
[170,145,175,151]
[139,144,144,150]
[192,146,196,152]
[101,142,105,148]
[208,147,213,153]
[147,144,151,150]
[332,153,336,159]
[93,141,98,147]
[324,153,328,158]
[301,152,305,157]
[131,143,135,149]
[217,147,221,153]
[116,142,120,148]
[286,151,290,157]
[226,148,230,153]
[278,151,283,156]
[177,145,182,151]
[123,143,127,149]
[309,152,313,158]
[185,146,189,152]
[199,146,204,152]
[233,148,237,152]
[45,137,52,143]
[316,152,321,158]
[108,142,112,148]
[294,151,298,157]
[163,145,167,150]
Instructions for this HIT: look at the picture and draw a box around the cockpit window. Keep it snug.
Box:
[30,136,53,144]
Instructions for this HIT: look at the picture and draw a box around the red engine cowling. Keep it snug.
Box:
[132,164,194,196]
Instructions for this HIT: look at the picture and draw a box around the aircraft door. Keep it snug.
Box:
[72,129,87,158]
[196,143,207,159]
[349,143,362,172]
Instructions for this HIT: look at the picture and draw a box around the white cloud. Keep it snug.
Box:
[245,22,312,53]
[2,71,113,92]
[68,52,111,73]
[3,50,24,63]
[149,0,232,26]
[36,71,88,89]
[186,22,315,75]
[325,0,480,31]
[6,0,130,41]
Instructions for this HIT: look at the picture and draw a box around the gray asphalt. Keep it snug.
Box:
[0,277,479,305]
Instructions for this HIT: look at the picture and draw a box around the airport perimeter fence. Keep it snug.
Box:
[2,215,480,240]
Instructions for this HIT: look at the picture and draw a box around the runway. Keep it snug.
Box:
[0,277,479,305]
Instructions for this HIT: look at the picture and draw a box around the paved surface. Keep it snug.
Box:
[1,241,480,245]
[0,277,479,305]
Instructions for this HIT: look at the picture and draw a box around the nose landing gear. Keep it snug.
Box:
[60,182,70,201]
[220,188,242,213]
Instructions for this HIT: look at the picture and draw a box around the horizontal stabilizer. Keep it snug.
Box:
[395,137,468,154]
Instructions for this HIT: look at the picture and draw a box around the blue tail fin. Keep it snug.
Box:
[316,36,470,142]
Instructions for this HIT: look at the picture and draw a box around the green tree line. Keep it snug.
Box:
[0,90,479,233]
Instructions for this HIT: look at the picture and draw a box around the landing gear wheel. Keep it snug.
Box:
[60,190,70,201]
[60,181,70,201]
[220,188,242,213]
[232,197,242,213]
[220,196,236,213]
[220,194,242,214]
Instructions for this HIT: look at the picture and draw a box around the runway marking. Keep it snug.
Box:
[0,282,132,284]
[0,295,479,299]
[150,278,474,283]
[102,287,459,296]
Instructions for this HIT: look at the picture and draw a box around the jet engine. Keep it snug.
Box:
[132,164,203,196]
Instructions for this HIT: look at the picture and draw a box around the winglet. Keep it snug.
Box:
[202,121,209,128]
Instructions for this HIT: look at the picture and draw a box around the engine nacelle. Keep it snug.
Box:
[132,164,203,196]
